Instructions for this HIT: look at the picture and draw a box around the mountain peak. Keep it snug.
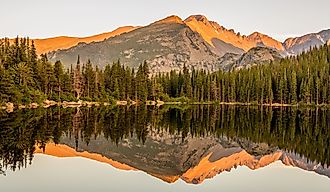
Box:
[185,15,209,22]
[184,15,213,27]
[248,32,266,38]
[247,32,284,51]
[154,15,183,24]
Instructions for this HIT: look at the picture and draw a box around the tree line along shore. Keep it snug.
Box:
[0,37,330,112]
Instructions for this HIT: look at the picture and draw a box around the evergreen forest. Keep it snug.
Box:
[1,37,329,106]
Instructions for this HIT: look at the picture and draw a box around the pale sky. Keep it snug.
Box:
[1,0,329,42]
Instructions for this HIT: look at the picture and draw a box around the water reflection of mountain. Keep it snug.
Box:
[37,130,330,184]
[1,106,329,183]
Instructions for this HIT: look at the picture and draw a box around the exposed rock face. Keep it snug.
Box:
[219,47,283,71]
[184,15,284,52]
[247,32,285,51]
[49,16,222,73]
[235,47,282,69]
[217,53,241,72]
[183,15,245,55]
[283,29,330,55]
[42,14,329,74]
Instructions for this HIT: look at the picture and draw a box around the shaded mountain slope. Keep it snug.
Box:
[219,47,283,71]
[283,29,330,55]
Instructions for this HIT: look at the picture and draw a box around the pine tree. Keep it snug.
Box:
[54,60,64,99]
[83,59,96,99]
[73,55,83,99]
[291,71,297,104]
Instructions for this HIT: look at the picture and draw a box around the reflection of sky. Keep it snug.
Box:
[0,154,329,192]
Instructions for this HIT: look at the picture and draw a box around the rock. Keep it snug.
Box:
[18,105,26,109]
[62,101,82,108]
[43,100,57,106]
[283,29,330,55]
[29,103,39,109]
[48,15,221,74]
[116,101,128,106]
[6,102,14,113]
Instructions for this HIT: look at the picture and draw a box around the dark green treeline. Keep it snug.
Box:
[0,37,151,103]
[157,44,330,104]
[0,106,329,174]
[1,37,330,105]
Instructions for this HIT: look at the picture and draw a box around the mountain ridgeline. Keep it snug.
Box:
[49,15,229,74]
[42,15,330,73]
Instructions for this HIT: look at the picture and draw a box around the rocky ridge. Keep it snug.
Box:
[21,14,328,73]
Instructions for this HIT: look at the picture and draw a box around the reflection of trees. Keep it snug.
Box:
[0,106,329,174]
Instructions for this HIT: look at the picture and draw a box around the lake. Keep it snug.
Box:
[0,105,329,192]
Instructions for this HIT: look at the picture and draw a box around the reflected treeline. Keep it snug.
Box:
[0,105,329,174]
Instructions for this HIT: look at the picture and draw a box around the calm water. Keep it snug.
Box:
[0,105,329,192]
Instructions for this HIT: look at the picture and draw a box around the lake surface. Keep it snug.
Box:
[0,105,329,192]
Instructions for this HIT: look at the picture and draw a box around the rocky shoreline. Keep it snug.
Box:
[0,100,168,113]
[1,100,328,113]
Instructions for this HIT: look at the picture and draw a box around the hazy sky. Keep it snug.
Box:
[1,0,329,41]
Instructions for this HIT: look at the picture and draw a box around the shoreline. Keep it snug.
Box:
[1,100,329,113]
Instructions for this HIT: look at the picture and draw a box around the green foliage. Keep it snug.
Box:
[0,37,329,105]
[156,44,330,105]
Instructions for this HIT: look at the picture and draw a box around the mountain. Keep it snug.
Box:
[41,14,329,73]
[7,26,138,55]
[183,15,245,54]
[36,129,330,184]
[184,15,284,52]
[216,52,241,71]
[48,16,225,73]
[181,150,330,184]
[218,47,283,71]
[47,15,285,73]
[283,29,330,55]
[247,32,285,51]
